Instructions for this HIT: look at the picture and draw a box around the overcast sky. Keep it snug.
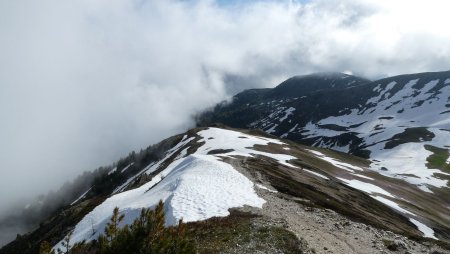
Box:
[1,0,450,213]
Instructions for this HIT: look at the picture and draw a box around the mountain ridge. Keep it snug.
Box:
[2,126,450,254]
[197,70,450,193]
[3,70,450,253]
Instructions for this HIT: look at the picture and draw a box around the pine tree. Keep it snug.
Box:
[39,241,55,254]
[57,231,72,254]
[43,201,195,254]
[104,207,124,242]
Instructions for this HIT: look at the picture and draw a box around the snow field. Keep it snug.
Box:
[55,127,298,249]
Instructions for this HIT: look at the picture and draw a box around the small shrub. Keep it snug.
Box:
[42,200,195,254]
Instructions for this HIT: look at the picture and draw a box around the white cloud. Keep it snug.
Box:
[0,0,450,215]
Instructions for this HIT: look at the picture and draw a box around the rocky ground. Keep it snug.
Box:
[234,166,449,254]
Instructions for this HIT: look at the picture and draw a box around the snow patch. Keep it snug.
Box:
[352,174,374,180]
[256,184,278,193]
[197,128,297,168]
[308,150,363,172]
[409,218,438,239]
[107,167,117,175]
[120,163,134,173]
[279,107,295,122]
[304,169,329,180]
[372,196,414,216]
[56,127,302,249]
[71,188,92,205]
[55,154,265,250]
[338,178,394,198]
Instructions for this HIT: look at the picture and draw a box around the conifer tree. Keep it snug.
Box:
[42,201,195,254]
[39,241,55,254]
[104,207,124,242]
[57,231,72,254]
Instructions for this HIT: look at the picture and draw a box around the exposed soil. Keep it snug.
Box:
[235,170,449,254]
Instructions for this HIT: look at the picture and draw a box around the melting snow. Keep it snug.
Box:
[370,142,450,189]
[71,188,92,205]
[197,128,297,168]
[279,107,295,122]
[338,178,394,197]
[107,167,117,175]
[120,163,134,173]
[55,128,298,249]
[266,123,279,134]
[281,123,298,138]
[256,184,278,193]
[112,166,148,194]
[144,135,195,175]
[300,78,450,191]
[55,154,265,250]
[372,195,437,238]
[409,218,438,239]
[352,174,374,180]
[304,169,329,180]
[372,196,414,216]
[308,150,363,172]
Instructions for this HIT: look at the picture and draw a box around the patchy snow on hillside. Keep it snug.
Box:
[281,123,298,138]
[107,167,117,175]
[112,163,153,195]
[304,168,329,180]
[370,142,449,190]
[279,107,295,122]
[371,196,437,239]
[337,178,393,198]
[144,135,195,175]
[409,218,438,240]
[298,78,450,192]
[55,127,302,249]
[372,196,414,216]
[55,154,265,250]
[197,128,298,168]
[120,163,134,173]
[70,188,92,205]
[307,149,363,172]
[256,184,278,193]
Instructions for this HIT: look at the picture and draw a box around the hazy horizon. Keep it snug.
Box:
[1,1,450,244]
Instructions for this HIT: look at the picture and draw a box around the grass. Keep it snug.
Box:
[425,145,450,172]
[186,210,308,254]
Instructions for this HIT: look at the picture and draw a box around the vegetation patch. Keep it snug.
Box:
[384,127,435,149]
[187,210,306,254]
[425,145,450,172]
[317,124,348,132]
[207,149,235,155]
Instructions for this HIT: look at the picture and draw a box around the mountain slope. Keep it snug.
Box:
[198,71,450,196]
[2,126,449,253]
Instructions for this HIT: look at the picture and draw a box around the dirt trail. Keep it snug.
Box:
[232,165,448,254]
[241,184,447,254]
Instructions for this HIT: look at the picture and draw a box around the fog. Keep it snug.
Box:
[1,0,450,242]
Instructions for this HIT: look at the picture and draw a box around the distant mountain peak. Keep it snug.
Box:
[198,70,450,195]
[292,71,361,79]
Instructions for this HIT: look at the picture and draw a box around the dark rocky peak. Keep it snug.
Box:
[269,72,371,99]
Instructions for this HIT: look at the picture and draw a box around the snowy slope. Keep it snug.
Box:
[54,128,298,249]
[301,78,450,192]
[199,71,450,194]
[53,127,450,250]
